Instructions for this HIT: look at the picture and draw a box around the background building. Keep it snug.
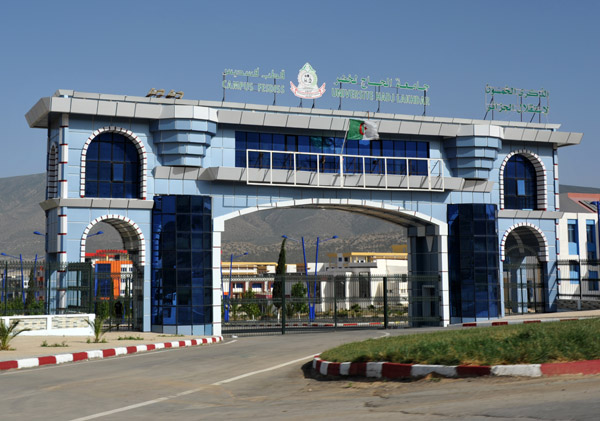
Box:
[556,186,600,308]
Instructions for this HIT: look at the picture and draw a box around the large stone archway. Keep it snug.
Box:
[212,198,450,334]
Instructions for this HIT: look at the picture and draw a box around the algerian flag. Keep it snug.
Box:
[347,119,380,141]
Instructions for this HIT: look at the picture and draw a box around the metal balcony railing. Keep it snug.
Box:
[244,149,445,191]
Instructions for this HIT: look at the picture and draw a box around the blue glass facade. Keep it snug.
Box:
[503,154,537,210]
[235,131,429,175]
[151,195,213,335]
[448,204,500,321]
[85,132,140,198]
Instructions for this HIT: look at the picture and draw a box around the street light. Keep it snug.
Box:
[225,252,248,322]
[282,235,308,276]
[282,234,338,321]
[0,252,24,307]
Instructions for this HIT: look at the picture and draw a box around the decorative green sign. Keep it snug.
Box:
[220,66,431,108]
[336,74,429,91]
[222,67,286,96]
[332,74,430,106]
[485,85,548,98]
[485,85,550,115]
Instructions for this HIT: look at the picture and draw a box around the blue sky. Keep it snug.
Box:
[1,0,598,186]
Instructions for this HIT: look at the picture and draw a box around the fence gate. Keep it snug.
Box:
[222,274,441,336]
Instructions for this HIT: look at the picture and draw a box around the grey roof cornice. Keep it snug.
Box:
[25,90,582,146]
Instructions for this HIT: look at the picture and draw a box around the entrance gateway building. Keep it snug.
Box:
[25,89,582,334]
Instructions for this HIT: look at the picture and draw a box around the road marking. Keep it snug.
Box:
[68,354,315,420]
[212,354,315,385]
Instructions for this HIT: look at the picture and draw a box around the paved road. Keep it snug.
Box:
[1,328,599,420]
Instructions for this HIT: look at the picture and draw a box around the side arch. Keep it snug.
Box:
[80,214,146,266]
[79,126,148,199]
[499,150,547,210]
[500,222,549,262]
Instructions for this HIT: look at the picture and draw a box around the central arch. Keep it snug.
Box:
[213,198,450,330]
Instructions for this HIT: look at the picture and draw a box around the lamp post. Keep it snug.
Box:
[225,252,248,322]
[1,252,24,308]
[282,234,338,321]
[282,235,308,276]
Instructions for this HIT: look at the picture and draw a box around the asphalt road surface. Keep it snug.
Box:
[1,328,599,420]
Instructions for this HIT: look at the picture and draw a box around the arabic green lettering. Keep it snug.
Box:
[361,78,367,90]
[485,85,492,94]
[543,106,549,114]
[422,84,430,91]
[487,104,495,112]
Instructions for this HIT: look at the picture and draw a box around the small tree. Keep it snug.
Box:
[86,315,111,343]
[240,290,261,320]
[272,238,287,312]
[287,282,308,317]
[0,320,30,350]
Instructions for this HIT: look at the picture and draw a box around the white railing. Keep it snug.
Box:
[245,149,445,191]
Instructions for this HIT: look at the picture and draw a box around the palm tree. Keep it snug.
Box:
[0,320,30,350]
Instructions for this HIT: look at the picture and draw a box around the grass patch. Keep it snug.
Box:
[117,335,144,341]
[158,334,184,337]
[41,340,69,348]
[320,319,600,366]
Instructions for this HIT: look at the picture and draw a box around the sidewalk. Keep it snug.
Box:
[0,331,221,367]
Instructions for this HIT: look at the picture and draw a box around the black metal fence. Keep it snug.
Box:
[0,260,140,330]
[503,262,546,315]
[222,274,441,335]
[557,259,600,302]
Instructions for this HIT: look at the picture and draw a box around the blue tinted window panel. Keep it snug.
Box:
[99,142,112,161]
[112,183,124,198]
[192,288,205,306]
[113,142,125,161]
[178,307,192,325]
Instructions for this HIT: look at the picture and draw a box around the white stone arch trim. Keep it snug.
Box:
[214,198,448,232]
[80,214,146,265]
[500,222,549,262]
[79,126,148,200]
[499,150,547,210]
[47,142,59,199]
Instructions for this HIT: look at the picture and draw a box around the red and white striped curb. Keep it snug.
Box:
[225,321,404,328]
[313,356,600,379]
[458,316,596,328]
[0,336,223,371]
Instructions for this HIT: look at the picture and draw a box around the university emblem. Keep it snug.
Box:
[290,63,326,99]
